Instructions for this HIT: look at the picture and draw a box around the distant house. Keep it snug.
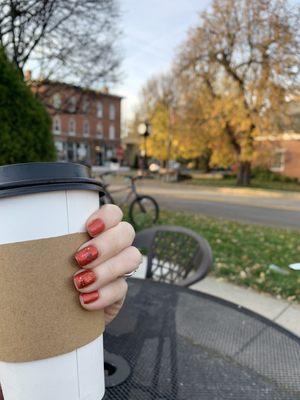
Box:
[29,74,122,166]
[256,100,300,179]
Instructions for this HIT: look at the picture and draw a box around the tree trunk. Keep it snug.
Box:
[195,149,212,172]
[236,161,251,186]
[202,149,212,173]
[194,156,200,170]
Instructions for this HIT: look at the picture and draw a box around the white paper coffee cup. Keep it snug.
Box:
[0,162,105,400]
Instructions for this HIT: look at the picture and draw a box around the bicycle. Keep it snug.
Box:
[99,172,159,229]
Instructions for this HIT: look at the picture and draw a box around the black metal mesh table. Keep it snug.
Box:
[103,279,300,400]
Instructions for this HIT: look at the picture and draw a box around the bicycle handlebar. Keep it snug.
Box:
[99,171,114,178]
[100,172,145,183]
[125,175,144,182]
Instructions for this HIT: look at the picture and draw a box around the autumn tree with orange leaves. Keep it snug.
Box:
[137,0,299,185]
[175,0,300,185]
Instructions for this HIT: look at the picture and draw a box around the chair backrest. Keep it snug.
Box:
[133,225,213,287]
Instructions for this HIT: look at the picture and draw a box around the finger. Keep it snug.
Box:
[75,221,135,268]
[86,204,123,237]
[79,278,128,311]
[104,297,126,325]
[73,246,142,293]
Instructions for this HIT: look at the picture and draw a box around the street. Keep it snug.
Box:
[154,195,300,229]
[112,180,300,229]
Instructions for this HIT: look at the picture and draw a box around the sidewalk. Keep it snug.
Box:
[137,180,300,211]
[109,173,300,199]
[191,276,300,337]
[110,176,300,212]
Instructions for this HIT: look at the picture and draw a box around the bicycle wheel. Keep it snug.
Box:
[129,195,159,229]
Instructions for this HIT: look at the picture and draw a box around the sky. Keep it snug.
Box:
[114,0,212,121]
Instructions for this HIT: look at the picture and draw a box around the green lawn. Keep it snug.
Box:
[132,209,300,302]
[184,178,300,192]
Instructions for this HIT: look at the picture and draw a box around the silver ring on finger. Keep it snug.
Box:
[124,270,136,279]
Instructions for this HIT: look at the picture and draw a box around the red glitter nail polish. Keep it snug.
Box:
[74,270,96,289]
[75,246,98,267]
[81,290,99,304]
[87,218,105,236]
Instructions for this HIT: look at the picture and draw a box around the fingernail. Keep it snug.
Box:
[74,270,96,289]
[81,290,99,304]
[87,218,105,236]
[75,246,98,267]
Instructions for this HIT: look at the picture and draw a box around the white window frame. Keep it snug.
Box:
[82,96,90,114]
[52,116,61,135]
[55,140,64,152]
[270,148,286,172]
[53,94,61,110]
[77,142,88,161]
[109,124,115,140]
[68,96,77,113]
[83,120,90,137]
[68,118,76,136]
[109,103,116,120]
[55,140,66,160]
[96,122,103,139]
[97,101,103,118]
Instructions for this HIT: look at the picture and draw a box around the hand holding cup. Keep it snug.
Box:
[73,204,142,325]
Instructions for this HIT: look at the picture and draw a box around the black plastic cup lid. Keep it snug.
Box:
[0,162,105,199]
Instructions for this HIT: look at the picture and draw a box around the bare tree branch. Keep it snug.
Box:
[0,0,121,86]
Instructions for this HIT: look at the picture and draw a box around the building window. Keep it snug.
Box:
[82,96,89,114]
[52,116,61,135]
[68,96,77,113]
[55,140,66,161]
[109,103,115,120]
[106,148,113,159]
[96,122,103,139]
[55,141,63,152]
[67,141,76,162]
[271,149,286,172]
[77,142,88,161]
[83,120,90,137]
[97,102,103,118]
[109,124,115,140]
[53,94,61,110]
[68,118,76,136]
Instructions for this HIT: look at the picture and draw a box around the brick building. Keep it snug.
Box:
[31,78,122,166]
[256,100,300,179]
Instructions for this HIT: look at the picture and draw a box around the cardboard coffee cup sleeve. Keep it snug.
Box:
[0,233,105,363]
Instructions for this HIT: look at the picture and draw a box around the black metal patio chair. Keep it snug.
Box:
[104,226,213,387]
[133,225,213,287]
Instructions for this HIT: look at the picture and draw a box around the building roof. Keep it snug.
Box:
[31,79,123,100]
